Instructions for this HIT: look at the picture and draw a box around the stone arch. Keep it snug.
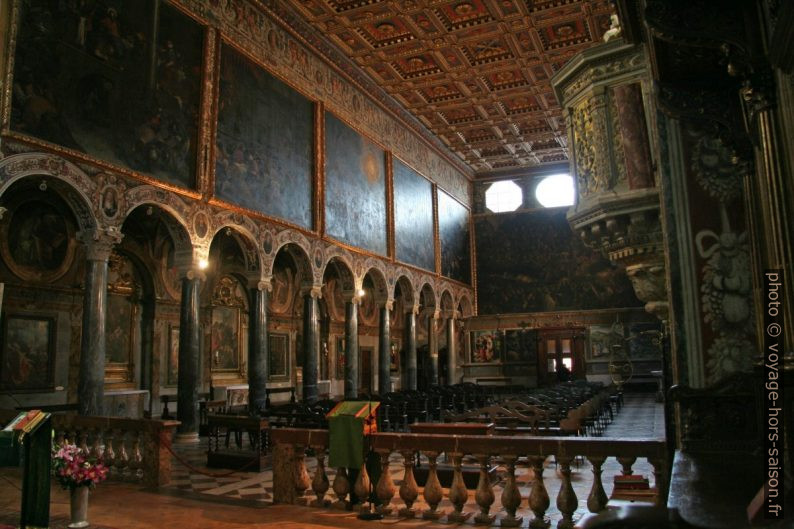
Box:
[393,273,416,309]
[456,291,475,318]
[439,288,455,312]
[268,229,313,283]
[361,264,389,307]
[123,186,194,262]
[272,240,314,290]
[418,281,437,310]
[320,248,356,296]
[208,219,262,281]
[0,153,97,233]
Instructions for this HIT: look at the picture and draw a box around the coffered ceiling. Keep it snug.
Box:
[283,0,615,176]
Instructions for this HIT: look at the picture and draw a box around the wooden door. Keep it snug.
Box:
[360,346,373,395]
[537,328,586,385]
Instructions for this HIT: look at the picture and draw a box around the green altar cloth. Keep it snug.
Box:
[326,401,379,470]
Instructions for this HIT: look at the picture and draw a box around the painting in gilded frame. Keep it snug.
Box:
[167,326,180,386]
[9,0,204,188]
[215,44,313,228]
[588,324,624,360]
[438,190,470,283]
[324,113,387,255]
[0,315,55,392]
[268,333,289,380]
[210,306,240,371]
[471,330,501,364]
[335,336,346,379]
[393,158,434,271]
[503,329,538,363]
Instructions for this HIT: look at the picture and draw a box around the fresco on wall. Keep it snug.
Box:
[215,45,313,228]
[504,329,538,363]
[10,0,204,188]
[438,190,470,283]
[324,113,387,255]
[393,159,434,271]
[475,209,641,314]
[0,315,55,391]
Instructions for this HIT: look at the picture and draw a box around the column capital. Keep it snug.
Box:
[251,277,273,292]
[384,299,394,312]
[301,284,323,299]
[405,303,420,315]
[77,227,123,262]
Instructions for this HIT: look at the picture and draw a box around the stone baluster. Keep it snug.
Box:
[473,454,495,525]
[78,430,89,454]
[294,446,311,505]
[556,456,578,529]
[375,450,396,515]
[501,455,523,527]
[130,431,143,480]
[447,453,470,523]
[398,451,419,517]
[422,451,444,519]
[331,467,350,510]
[104,430,116,473]
[586,456,608,513]
[91,429,102,459]
[650,458,666,507]
[310,448,330,507]
[116,430,129,478]
[617,456,636,476]
[353,460,372,512]
[529,456,550,528]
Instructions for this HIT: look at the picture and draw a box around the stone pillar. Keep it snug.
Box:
[248,281,270,414]
[428,311,439,386]
[176,269,202,442]
[406,308,418,391]
[378,303,392,395]
[446,313,458,386]
[344,298,359,399]
[77,231,120,416]
[302,287,321,403]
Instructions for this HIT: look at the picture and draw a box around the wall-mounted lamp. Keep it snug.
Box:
[198,259,209,270]
[357,288,365,298]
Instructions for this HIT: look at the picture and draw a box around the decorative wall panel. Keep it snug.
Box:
[393,158,434,271]
[475,209,641,314]
[324,112,387,256]
[215,44,313,228]
[10,0,204,188]
[437,189,470,283]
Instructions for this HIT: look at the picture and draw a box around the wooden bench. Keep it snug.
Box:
[206,414,269,472]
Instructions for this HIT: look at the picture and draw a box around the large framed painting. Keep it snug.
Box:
[471,330,501,364]
[105,294,134,383]
[504,329,538,363]
[167,325,180,386]
[437,190,470,283]
[588,324,624,360]
[268,333,289,380]
[1,314,55,392]
[390,339,401,372]
[324,112,387,255]
[8,0,205,188]
[215,44,313,228]
[335,336,346,379]
[627,322,663,360]
[393,158,434,271]
[210,306,240,371]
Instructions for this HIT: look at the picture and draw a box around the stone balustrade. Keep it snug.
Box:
[271,428,667,527]
[0,410,180,488]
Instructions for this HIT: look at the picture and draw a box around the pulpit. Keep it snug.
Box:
[327,401,381,506]
[1,410,52,529]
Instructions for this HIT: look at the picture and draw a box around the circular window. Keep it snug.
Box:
[535,174,574,208]
[484,180,523,213]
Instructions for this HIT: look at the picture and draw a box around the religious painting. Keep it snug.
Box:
[0,200,76,283]
[504,329,538,363]
[320,340,330,381]
[215,44,313,228]
[588,324,624,360]
[438,190,470,283]
[474,209,641,314]
[471,330,501,364]
[9,0,204,188]
[268,333,289,380]
[210,306,240,371]
[324,112,387,255]
[626,322,663,360]
[335,336,346,379]
[167,326,180,386]
[393,158,434,271]
[105,294,133,365]
[390,339,401,372]
[0,315,55,392]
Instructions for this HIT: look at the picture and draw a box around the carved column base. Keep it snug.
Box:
[173,432,199,444]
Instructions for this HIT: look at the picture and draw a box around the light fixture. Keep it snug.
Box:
[357,288,366,298]
[535,173,574,208]
[198,259,209,270]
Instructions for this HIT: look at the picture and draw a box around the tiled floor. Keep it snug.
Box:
[160,392,665,527]
[0,392,664,529]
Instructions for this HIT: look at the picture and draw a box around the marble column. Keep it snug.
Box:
[428,312,439,386]
[302,288,320,403]
[344,299,359,399]
[406,309,418,391]
[248,282,269,414]
[77,232,120,416]
[446,314,457,386]
[176,270,202,442]
[378,303,391,395]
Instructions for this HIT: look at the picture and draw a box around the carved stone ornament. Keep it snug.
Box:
[552,40,668,318]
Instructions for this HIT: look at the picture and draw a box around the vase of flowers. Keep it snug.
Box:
[52,443,109,528]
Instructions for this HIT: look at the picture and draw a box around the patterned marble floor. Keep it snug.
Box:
[164,393,665,527]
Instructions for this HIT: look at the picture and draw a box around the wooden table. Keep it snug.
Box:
[206,414,270,471]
